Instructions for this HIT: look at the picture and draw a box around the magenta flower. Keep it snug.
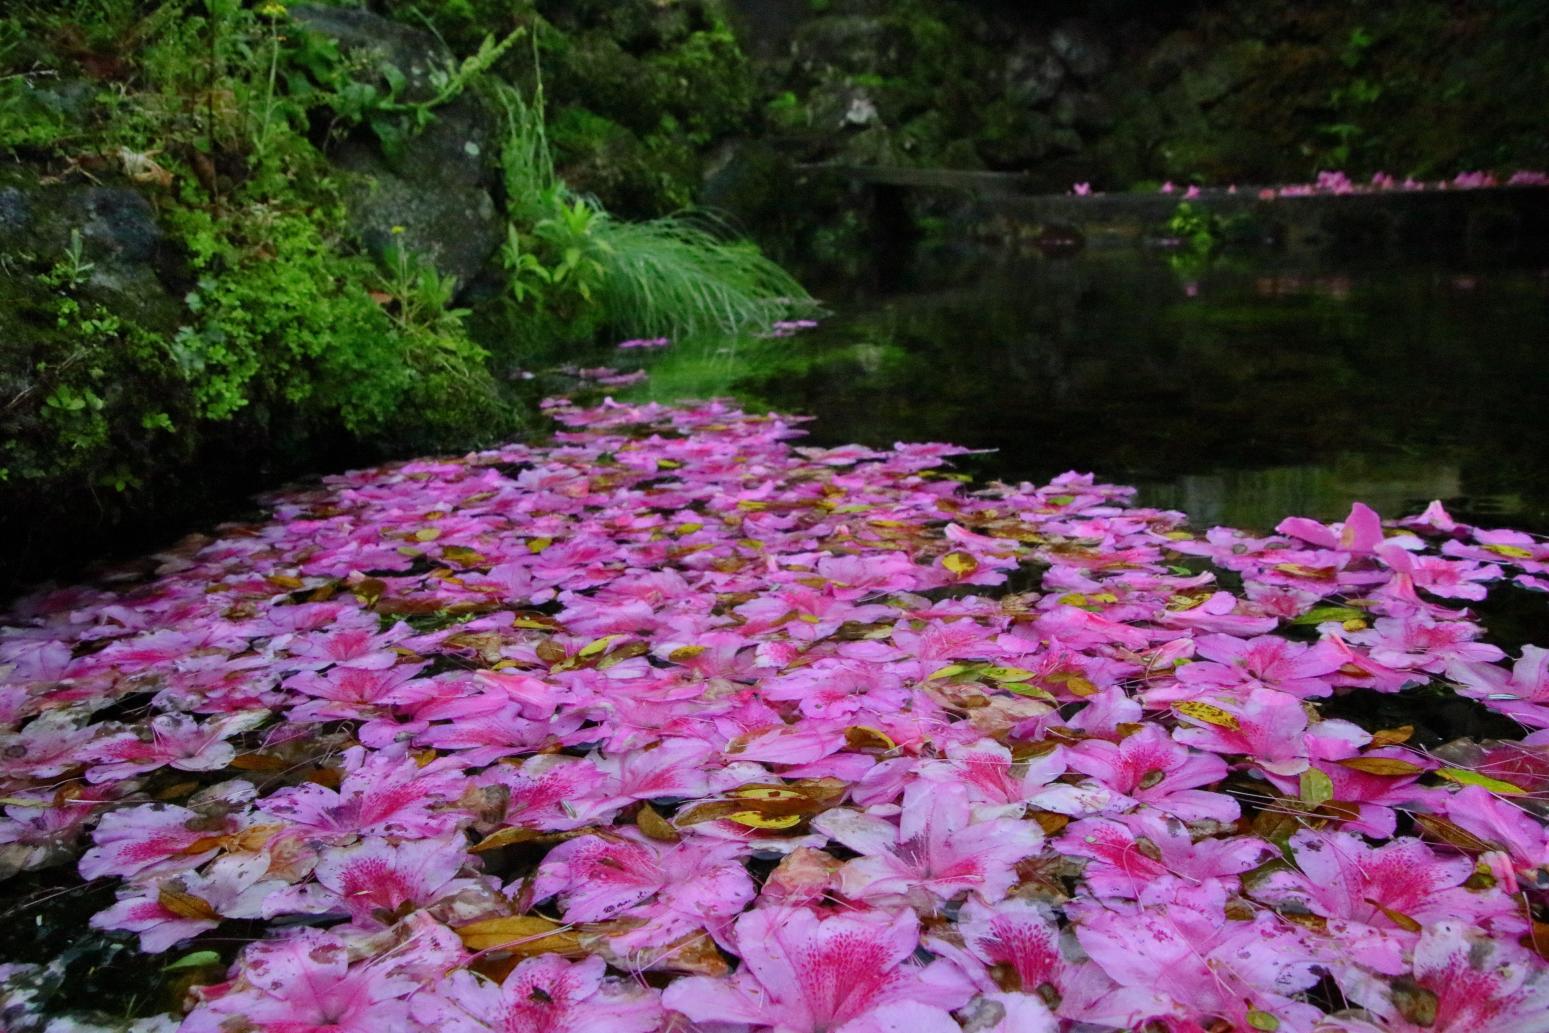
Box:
[530,830,753,948]
[661,906,973,1033]
[811,781,1044,906]
[1172,687,1311,775]
[412,955,663,1033]
[183,919,462,1033]
[1074,880,1323,1032]
[1059,813,1274,898]
[1249,830,1521,940]
[1340,920,1549,1033]
[83,710,269,783]
[1065,723,1238,822]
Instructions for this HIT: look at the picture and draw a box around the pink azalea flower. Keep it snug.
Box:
[0,781,120,876]
[1262,721,1437,838]
[284,623,411,670]
[930,896,1116,1021]
[283,662,435,724]
[1172,687,1310,775]
[811,781,1043,906]
[587,738,715,813]
[1443,785,1549,878]
[257,747,467,840]
[918,740,1115,817]
[661,906,973,1033]
[530,830,753,947]
[411,955,664,1033]
[1074,879,1323,1032]
[1065,723,1238,822]
[79,802,241,882]
[1156,590,1281,635]
[1059,812,1274,898]
[265,834,473,927]
[1377,545,1503,600]
[0,710,102,779]
[1448,646,1549,727]
[183,918,463,1033]
[1277,502,1388,554]
[92,854,286,953]
[481,754,607,832]
[83,709,269,783]
[1348,614,1503,672]
[1168,633,1343,700]
[1339,920,1549,1033]
[1249,830,1521,942]
[415,701,581,765]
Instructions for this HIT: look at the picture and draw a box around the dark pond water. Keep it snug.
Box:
[631,250,1549,535]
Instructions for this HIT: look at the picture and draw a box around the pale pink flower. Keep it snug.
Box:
[661,906,973,1033]
[811,781,1043,906]
[1340,920,1549,1033]
[266,834,473,927]
[1074,879,1322,1031]
[530,830,753,948]
[183,918,463,1033]
[1065,723,1238,822]
[1249,830,1521,940]
[91,854,286,953]
[1172,687,1310,775]
[1059,813,1274,898]
[83,710,269,783]
[411,955,663,1033]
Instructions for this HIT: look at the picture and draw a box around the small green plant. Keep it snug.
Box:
[378,234,472,340]
[41,230,94,290]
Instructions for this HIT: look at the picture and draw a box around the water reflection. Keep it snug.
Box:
[629,253,1549,533]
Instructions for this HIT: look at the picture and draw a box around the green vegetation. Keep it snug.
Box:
[496,80,807,343]
[0,0,808,584]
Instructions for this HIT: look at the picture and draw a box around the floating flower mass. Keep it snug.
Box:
[1,397,1547,1033]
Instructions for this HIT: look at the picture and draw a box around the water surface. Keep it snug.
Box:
[632,252,1549,533]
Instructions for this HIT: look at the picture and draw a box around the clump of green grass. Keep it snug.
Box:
[494,75,815,343]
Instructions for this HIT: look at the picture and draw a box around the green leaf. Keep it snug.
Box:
[1299,768,1335,807]
[1292,606,1365,626]
[164,950,222,971]
[1434,767,1527,794]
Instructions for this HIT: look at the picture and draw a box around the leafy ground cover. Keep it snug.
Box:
[1,397,1547,1032]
